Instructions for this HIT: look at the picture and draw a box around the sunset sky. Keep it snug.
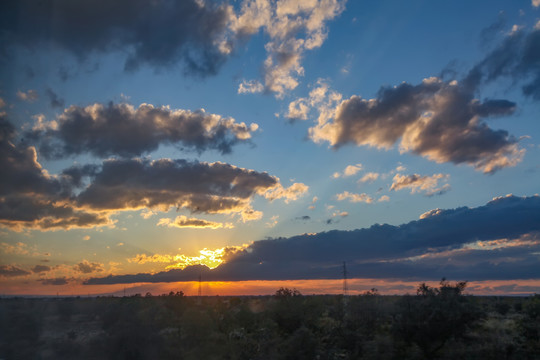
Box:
[1,0,540,296]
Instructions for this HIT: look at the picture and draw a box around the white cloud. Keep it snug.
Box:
[336,191,374,204]
[233,0,346,97]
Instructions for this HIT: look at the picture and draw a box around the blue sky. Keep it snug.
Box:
[1,0,540,295]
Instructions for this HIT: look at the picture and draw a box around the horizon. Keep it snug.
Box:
[1,0,540,296]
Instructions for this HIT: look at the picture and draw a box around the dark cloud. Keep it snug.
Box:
[390,173,450,196]
[0,116,112,231]
[45,88,65,108]
[295,215,311,221]
[26,102,258,158]
[73,260,103,274]
[466,25,540,99]
[0,265,31,277]
[40,277,69,286]
[0,0,232,76]
[479,13,506,46]
[85,194,540,285]
[310,78,521,173]
[75,158,278,217]
[31,265,50,273]
[1,116,302,230]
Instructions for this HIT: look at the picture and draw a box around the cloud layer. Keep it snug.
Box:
[1,116,306,230]
[0,115,111,231]
[1,0,232,75]
[85,194,540,284]
[310,78,522,173]
[27,102,258,158]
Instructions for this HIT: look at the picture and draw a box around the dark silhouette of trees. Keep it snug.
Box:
[393,279,481,359]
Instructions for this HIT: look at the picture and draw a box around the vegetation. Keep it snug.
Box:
[1,281,539,359]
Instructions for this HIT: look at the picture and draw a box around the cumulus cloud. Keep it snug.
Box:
[0,0,233,76]
[158,215,234,229]
[16,89,38,102]
[2,116,304,231]
[332,163,362,178]
[73,260,104,274]
[0,116,112,231]
[336,191,374,204]
[263,182,309,203]
[358,172,379,184]
[286,79,343,121]
[309,78,523,173]
[128,253,175,264]
[0,265,31,277]
[31,265,51,273]
[26,102,258,158]
[85,195,540,284]
[300,25,540,173]
[75,158,276,215]
[390,173,450,196]
[233,0,346,97]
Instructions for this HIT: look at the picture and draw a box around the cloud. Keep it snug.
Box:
[158,215,234,229]
[534,0,540,7]
[40,277,70,285]
[0,265,31,277]
[295,215,311,221]
[0,242,30,255]
[286,79,343,121]
[85,195,540,284]
[75,158,276,214]
[31,265,51,273]
[238,80,264,94]
[332,163,362,178]
[266,215,279,228]
[129,245,248,270]
[73,260,104,274]
[0,0,233,76]
[390,173,450,196]
[2,116,300,231]
[336,191,374,204]
[309,77,523,173]
[358,172,379,184]
[263,182,309,203]
[465,24,540,100]
[233,0,346,97]
[45,88,65,108]
[26,102,258,159]
[16,89,38,102]
[0,116,112,231]
[378,195,390,202]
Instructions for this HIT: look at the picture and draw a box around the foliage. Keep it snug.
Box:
[1,285,540,359]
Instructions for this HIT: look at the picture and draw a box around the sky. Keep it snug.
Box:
[1,0,540,296]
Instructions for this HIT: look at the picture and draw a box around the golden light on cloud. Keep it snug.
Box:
[157,215,234,229]
[166,245,247,270]
[129,244,250,270]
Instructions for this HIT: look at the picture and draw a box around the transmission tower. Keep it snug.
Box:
[198,273,202,298]
[342,261,348,296]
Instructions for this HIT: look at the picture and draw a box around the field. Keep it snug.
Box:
[1,283,540,360]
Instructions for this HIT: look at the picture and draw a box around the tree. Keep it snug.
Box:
[393,279,480,359]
